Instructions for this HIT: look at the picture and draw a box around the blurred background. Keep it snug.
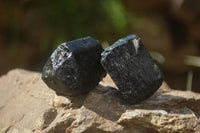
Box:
[0,0,200,92]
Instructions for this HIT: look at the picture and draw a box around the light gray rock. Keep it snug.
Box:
[0,69,200,133]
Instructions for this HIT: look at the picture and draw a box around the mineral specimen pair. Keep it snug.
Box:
[42,35,163,104]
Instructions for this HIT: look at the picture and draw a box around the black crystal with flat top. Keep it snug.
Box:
[101,34,163,104]
[42,37,106,96]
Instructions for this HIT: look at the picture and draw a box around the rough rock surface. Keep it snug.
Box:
[0,69,200,133]
[101,34,163,104]
[42,37,106,96]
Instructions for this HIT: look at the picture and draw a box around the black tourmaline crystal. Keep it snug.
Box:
[42,37,106,96]
[101,34,163,104]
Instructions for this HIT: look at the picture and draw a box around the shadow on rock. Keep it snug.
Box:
[83,85,127,121]
[82,83,200,122]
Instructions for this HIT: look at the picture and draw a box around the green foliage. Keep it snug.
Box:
[2,0,131,56]
[37,0,131,52]
[103,0,129,33]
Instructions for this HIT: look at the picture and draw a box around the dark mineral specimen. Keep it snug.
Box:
[42,37,106,96]
[101,34,163,104]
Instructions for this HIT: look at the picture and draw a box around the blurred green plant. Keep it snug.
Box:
[39,0,131,51]
[2,0,131,56]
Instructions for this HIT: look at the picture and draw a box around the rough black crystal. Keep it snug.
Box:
[101,34,163,104]
[42,37,106,96]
